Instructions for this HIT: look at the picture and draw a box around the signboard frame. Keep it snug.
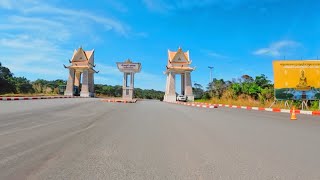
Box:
[273,60,320,101]
[116,61,141,73]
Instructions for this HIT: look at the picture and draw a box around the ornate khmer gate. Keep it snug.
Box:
[64,47,98,97]
[164,47,195,102]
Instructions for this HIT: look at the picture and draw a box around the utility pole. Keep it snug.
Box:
[208,66,214,96]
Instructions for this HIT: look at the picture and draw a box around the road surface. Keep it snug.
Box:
[0,99,319,179]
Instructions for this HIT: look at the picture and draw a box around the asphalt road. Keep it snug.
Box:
[0,99,320,179]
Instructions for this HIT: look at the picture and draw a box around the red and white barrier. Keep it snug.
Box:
[172,102,218,109]
[170,101,320,116]
[101,99,137,103]
[0,96,84,101]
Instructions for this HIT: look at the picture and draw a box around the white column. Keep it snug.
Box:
[130,72,134,88]
[181,73,185,95]
[132,73,135,88]
[88,71,94,97]
[74,71,81,87]
[184,71,194,101]
[91,72,95,95]
[80,69,89,97]
[130,72,134,99]
[164,71,176,102]
[64,68,75,96]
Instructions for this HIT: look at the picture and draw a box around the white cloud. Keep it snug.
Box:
[253,40,301,57]
[0,0,40,10]
[21,5,129,36]
[0,1,132,37]
[95,67,165,90]
[95,75,121,85]
[0,0,12,9]
[93,68,165,90]
[200,49,228,59]
[207,51,228,59]
[135,71,165,90]
[0,34,67,58]
[0,33,70,80]
[96,64,122,76]
[142,0,173,12]
[0,1,146,83]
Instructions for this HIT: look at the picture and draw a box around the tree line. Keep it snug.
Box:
[0,62,165,99]
[95,84,164,99]
[0,62,66,94]
[0,62,274,101]
[1,62,273,100]
[195,74,275,104]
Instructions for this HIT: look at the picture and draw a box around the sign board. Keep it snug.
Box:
[117,61,141,73]
[273,60,320,100]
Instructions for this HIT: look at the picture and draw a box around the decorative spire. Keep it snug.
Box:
[125,59,132,63]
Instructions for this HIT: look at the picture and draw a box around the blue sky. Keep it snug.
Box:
[0,0,319,90]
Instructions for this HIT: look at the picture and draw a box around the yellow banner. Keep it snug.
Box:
[273,60,320,89]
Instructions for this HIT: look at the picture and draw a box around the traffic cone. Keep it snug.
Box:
[290,106,297,120]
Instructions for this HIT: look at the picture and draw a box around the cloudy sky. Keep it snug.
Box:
[0,0,319,90]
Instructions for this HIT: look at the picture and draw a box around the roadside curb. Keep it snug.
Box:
[169,101,218,109]
[101,99,137,103]
[0,96,86,101]
[192,102,320,116]
[168,101,320,116]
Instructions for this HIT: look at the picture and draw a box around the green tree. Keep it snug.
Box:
[13,77,34,94]
[255,74,271,88]
[0,62,16,94]
[231,83,242,97]
[193,83,204,99]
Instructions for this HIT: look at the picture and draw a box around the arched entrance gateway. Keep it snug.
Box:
[164,47,195,102]
[64,47,98,97]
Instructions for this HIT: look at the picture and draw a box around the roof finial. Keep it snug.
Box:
[125,59,132,63]
[178,46,181,50]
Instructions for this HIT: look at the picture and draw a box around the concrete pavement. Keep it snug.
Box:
[0,99,320,179]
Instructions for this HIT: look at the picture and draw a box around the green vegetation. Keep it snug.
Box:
[1,62,319,109]
[0,62,66,95]
[95,84,164,100]
[202,74,274,103]
[197,74,319,110]
[0,62,164,99]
